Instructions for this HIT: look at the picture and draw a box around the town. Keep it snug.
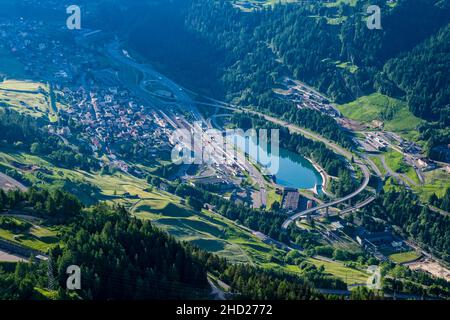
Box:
[0,0,449,302]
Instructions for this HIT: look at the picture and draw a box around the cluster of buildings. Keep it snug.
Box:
[281,187,301,212]
[359,132,389,152]
[274,77,341,118]
[356,229,411,262]
[59,86,172,159]
[0,19,95,85]
[359,131,437,173]
[0,18,175,172]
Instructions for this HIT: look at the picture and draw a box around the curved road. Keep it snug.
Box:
[187,97,373,229]
[183,96,373,229]
[282,161,370,229]
[105,42,374,229]
[340,195,377,215]
[105,40,206,124]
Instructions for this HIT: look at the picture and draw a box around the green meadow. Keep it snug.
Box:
[0,80,61,123]
[388,251,421,264]
[306,257,369,285]
[0,217,59,253]
[132,194,278,264]
[415,168,450,201]
[383,149,420,185]
[368,155,387,177]
[337,93,422,141]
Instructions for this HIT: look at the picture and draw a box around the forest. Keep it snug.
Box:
[230,113,358,196]
[381,262,450,298]
[0,187,82,223]
[0,189,333,300]
[360,189,450,262]
[0,109,99,171]
[123,0,450,152]
[2,187,449,299]
[429,188,450,212]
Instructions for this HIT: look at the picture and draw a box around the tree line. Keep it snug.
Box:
[230,113,358,196]
[0,193,329,300]
[360,189,450,262]
[429,188,450,213]
[0,109,99,171]
[125,0,449,152]
[0,187,82,224]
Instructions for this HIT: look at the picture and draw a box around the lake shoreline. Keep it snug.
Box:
[229,133,324,190]
[305,157,329,195]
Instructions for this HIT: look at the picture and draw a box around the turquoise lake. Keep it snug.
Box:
[228,133,323,190]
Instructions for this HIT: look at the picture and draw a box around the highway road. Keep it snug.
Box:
[281,161,371,229]
[105,41,376,229]
[339,195,377,215]
[189,97,374,228]
[106,40,207,124]
[251,112,354,160]
[362,154,383,177]
[207,276,226,300]
[179,96,375,228]
[105,41,273,188]
[428,205,450,217]
[379,155,414,188]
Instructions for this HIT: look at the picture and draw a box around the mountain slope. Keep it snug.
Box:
[378,23,450,125]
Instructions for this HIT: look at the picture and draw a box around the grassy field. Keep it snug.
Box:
[265,187,282,209]
[383,149,420,185]
[323,0,358,7]
[369,155,387,176]
[388,251,421,264]
[337,93,422,141]
[0,80,60,122]
[0,80,43,91]
[334,60,358,73]
[415,167,450,201]
[0,149,156,206]
[132,193,280,264]
[0,217,59,252]
[384,149,403,172]
[305,257,370,285]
